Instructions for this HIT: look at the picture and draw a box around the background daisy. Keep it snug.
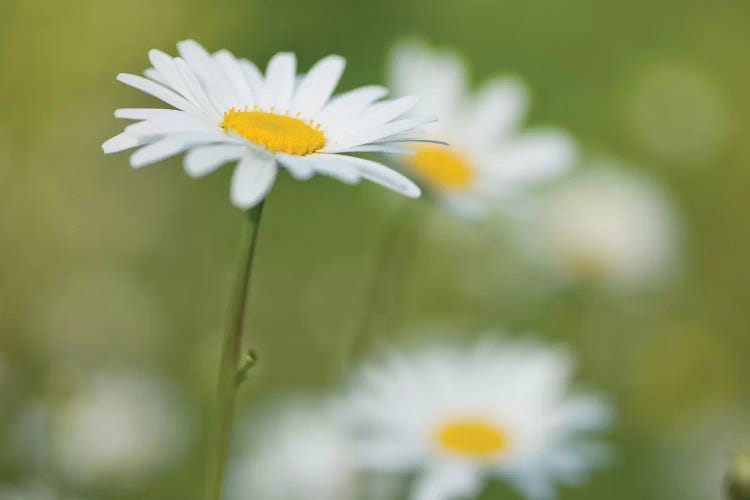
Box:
[524,165,681,291]
[51,373,189,487]
[343,337,613,500]
[389,40,577,216]
[103,40,435,208]
[226,398,357,500]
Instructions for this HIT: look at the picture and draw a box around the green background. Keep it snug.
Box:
[1,0,749,498]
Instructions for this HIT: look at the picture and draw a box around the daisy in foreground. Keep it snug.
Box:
[342,337,613,500]
[103,40,435,208]
[389,41,576,215]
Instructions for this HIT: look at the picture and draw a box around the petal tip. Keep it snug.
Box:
[405,184,422,198]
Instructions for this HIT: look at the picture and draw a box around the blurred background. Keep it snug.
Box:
[1,0,749,499]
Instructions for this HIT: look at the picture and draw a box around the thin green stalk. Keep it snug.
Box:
[347,200,422,363]
[205,202,265,500]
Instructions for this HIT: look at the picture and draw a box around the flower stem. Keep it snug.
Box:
[347,200,422,363]
[205,202,265,500]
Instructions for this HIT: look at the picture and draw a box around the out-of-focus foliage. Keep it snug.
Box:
[1,0,749,499]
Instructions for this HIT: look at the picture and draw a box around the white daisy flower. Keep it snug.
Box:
[343,337,612,500]
[530,166,681,290]
[103,40,435,208]
[52,373,188,486]
[389,40,577,216]
[226,399,356,500]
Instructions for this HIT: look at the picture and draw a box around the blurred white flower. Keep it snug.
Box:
[389,40,576,216]
[226,399,356,500]
[103,40,435,208]
[52,373,188,486]
[530,166,681,290]
[343,337,612,500]
[0,483,72,500]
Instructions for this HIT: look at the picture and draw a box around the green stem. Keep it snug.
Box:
[205,202,265,500]
[347,200,422,363]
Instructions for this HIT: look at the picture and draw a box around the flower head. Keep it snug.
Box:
[343,337,612,500]
[103,40,435,208]
[390,41,577,216]
[530,166,681,290]
[226,399,356,500]
[52,373,188,486]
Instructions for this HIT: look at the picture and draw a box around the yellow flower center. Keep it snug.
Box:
[221,107,325,156]
[405,144,475,191]
[569,251,608,283]
[434,418,510,458]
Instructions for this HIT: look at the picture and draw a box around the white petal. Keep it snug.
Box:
[230,153,278,208]
[102,132,147,153]
[440,193,485,218]
[117,73,203,116]
[389,40,466,120]
[176,40,234,112]
[115,108,188,121]
[275,153,315,180]
[347,96,420,132]
[173,58,222,120]
[213,50,255,107]
[315,85,388,126]
[412,462,482,500]
[354,440,423,470]
[291,55,345,117]
[184,144,246,177]
[372,136,448,146]
[128,131,227,168]
[333,144,414,154]
[554,393,613,431]
[148,49,191,98]
[511,471,556,500]
[124,115,217,137]
[312,154,420,197]
[176,40,214,77]
[262,52,296,111]
[491,129,577,184]
[129,139,190,168]
[466,77,528,146]
[307,153,361,184]
[238,59,265,103]
[144,68,169,86]
[326,115,437,151]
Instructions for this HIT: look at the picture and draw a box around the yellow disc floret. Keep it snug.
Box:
[405,144,475,191]
[221,107,325,156]
[434,417,510,458]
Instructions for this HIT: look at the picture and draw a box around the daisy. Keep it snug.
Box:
[226,399,356,500]
[103,40,435,208]
[528,166,681,290]
[52,373,188,486]
[343,337,612,500]
[389,40,576,215]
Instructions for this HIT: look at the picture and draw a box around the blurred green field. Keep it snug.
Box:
[1,0,750,499]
